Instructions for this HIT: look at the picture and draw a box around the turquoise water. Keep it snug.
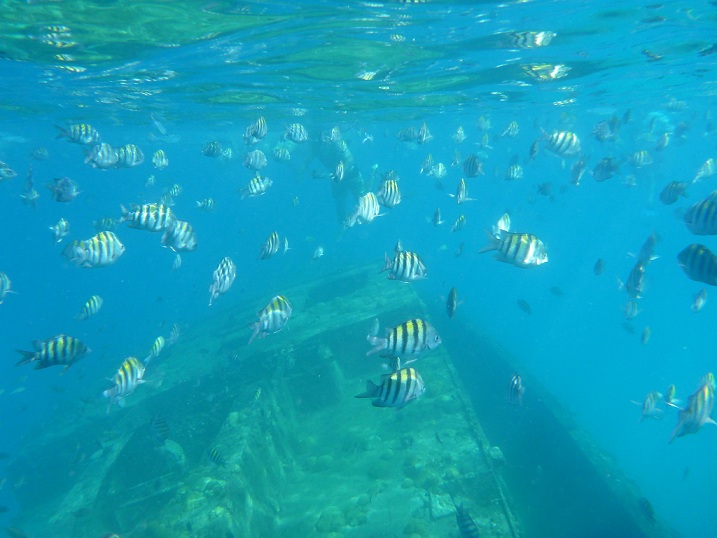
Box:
[1,0,716,536]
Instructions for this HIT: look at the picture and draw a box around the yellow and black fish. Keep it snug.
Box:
[479,230,548,268]
[259,231,280,260]
[355,367,425,409]
[102,356,146,410]
[16,334,91,370]
[366,318,441,359]
[248,295,292,344]
[76,295,103,321]
[378,179,401,207]
[241,175,273,199]
[208,447,226,466]
[62,231,125,268]
[55,123,100,145]
[684,192,717,235]
[543,130,581,157]
[121,203,176,232]
[659,181,688,205]
[678,244,717,285]
[381,250,427,282]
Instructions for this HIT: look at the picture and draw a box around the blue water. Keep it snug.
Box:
[1,0,717,536]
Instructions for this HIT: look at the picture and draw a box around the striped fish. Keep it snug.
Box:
[259,231,280,260]
[243,116,267,145]
[121,203,176,232]
[248,295,292,344]
[168,323,181,345]
[479,230,548,268]
[285,123,309,143]
[463,154,483,177]
[16,334,90,370]
[677,244,717,286]
[621,260,646,299]
[85,142,119,169]
[378,179,401,207]
[366,318,442,359]
[630,150,653,168]
[355,367,425,409]
[659,181,688,205]
[670,375,716,443]
[345,192,381,228]
[62,231,125,268]
[639,391,662,423]
[144,336,165,365]
[76,295,103,321]
[507,372,525,406]
[684,192,717,235]
[241,175,273,199]
[49,217,70,243]
[455,504,481,538]
[543,129,581,157]
[381,250,427,282]
[161,219,197,252]
[208,447,226,466]
[243,149,267,171]
[152,149,169,169]
[115,143,144,168]
[55,123,100,145]
[209,257,237,306]
[449,178,475,204]
[451,215,466,233]
[196,197,215,211]
[102,356,146,411]
[446,287,459,319]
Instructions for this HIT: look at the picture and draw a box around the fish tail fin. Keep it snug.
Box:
[355,380,381,399]
[248,322,260,345]
[380,253,392,273]
[54,125,67,139]
[478,229,500,254]
[15,350,35,367]
[366,321,386,356]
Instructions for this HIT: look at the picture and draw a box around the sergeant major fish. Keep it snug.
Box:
[259,231,280,260]
[677,244,717,286]
[16,334,90,370]
[381,249,427,282]
[144,336,165,365]
[248,295,292,344]
[76,295,103,321]
[62,231,125,268]
[241,175,273,199]
[542,129,581,157]
[243,149,268,171]
[49,218,70,243]
[209,257,237,306]
[479,230,548,268]
[161,219,197,252]
[683,191,717,235]
[378,179,401,208]
[449,178,475,204]
[507,372,525,406]
[670,375,716,443]
[455,503,481,538]
[355,367,426,409]
[366,318,442,360]
[102,356,146,411]
[55,123,100,145]
[121,203,176,232]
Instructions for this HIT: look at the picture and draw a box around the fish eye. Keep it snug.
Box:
[434,335,440,342]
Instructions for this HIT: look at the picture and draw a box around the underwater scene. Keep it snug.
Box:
[0,0,716,536]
